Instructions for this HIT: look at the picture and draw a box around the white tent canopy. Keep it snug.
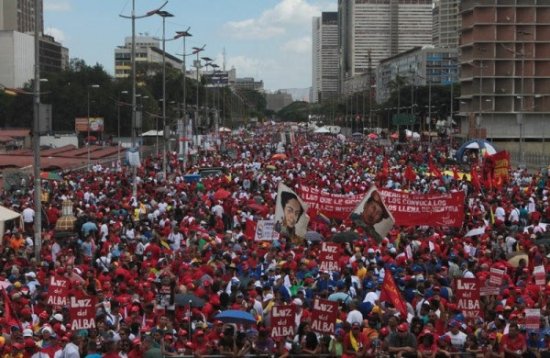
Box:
[0,205,21,238]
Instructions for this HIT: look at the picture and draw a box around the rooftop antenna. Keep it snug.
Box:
[222,47,226,71]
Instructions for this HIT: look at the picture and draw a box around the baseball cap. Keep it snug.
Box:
[23,328,33,337]
[397,323,408,332]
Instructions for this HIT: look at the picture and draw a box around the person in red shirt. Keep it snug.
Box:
[500,323,526,357]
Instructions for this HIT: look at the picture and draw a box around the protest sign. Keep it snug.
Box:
[47,275,69,307]
[492,151,510,182]
[275,183,309,238]
[489,268,505,286]
[69,293,97,330]
[525,309,540,330]
[270,305,295,338]
[298,185,465,227]
[455,278,481,318]
[319,242,340,272]
[534,265,546,286]
[254,220,279,241]
[351,187,395,242]
[379,190,465,227]
[310,298,338,334]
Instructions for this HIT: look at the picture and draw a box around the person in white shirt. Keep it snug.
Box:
[445,321,467,350]
[494,202,506,223]
[22,206,35,233]
[168,227,183,251]
[61,335,81,358]
[346,301,364,325]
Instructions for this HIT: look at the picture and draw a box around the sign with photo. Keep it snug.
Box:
[274,183,309,238]
[350,186,395,242]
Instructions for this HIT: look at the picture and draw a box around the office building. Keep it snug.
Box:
[233,77,264,92]
[39,34,69,74]
[114,36,182,79]
[338,0,432,94]
[458,0,550,143]
[0,30,34,88]
[312,12,339,103]
[0,0,43,34]
[377,46,458,103]
[432,0,461,49]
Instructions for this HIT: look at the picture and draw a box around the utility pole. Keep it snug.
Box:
[32,0,42,259]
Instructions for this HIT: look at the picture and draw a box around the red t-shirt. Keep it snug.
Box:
[500,333,526,353]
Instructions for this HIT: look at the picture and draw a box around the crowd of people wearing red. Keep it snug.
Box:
[0,125,549,357]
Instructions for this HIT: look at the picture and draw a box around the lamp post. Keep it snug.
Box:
[202,57,213,131]
[174,28,192,171]
[32,0,41,259]
[119,0,167,199]
[192,45,206,143]
[87,84,100,170]
[117,90,128,168]
[155,9,174,181]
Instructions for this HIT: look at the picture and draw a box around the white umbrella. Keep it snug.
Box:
[314,127,331,134]
[465,141,497,155]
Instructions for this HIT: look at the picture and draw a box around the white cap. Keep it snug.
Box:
[53,313,64,322]
[25,272,36,279]
[292,298,303,306]
[23,328,33,337]
[41,326,53,335]
[263,293,274,302]
[367,248,375,254]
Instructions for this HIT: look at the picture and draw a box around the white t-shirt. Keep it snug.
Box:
[495,206,506,222]
[446,330,467,350]
[22,207,35,223]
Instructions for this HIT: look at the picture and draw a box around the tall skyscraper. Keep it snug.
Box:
[459,0,550,142]
[432,0,461,49]
[338,0,432,93]
[312,12,339,103]
[0,0,43,34]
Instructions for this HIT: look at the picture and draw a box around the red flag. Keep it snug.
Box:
[404,165,416,182]
[380,273,408,319]
[244,219,257,240]
[452,166,460,180]
[2,288,20,329]
[470,165,481,192]
[428,157,442,179]
[381,158,389,177]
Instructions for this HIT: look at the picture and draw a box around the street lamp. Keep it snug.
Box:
[155,9,174,181]
[117,90,128,168]
[87,84,100,170]
[202,57,213,131]
[174,28,192,171]
[119,0,167,199]
[193,45,206,142]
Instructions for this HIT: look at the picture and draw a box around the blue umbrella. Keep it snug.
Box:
[215,310,256,325]
[183,174,201,183]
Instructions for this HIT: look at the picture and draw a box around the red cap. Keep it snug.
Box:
[397,323,408,332]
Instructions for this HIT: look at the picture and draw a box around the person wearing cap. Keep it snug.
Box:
[386,322,417,358]
[329,328,345,357]
[445,320,467,351]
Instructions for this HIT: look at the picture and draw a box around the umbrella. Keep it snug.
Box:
[215,310,257,325]
[305,231,323,242]
[271,153,287,160]
[266,165,276,171]
[183,174,201,183]
[219,127,231,133]
[213,188,231,201]
[175,293,205,308]
[367,133,378,140]
[40,171,62,181]
[352,132,363,137]
[332,231,360,243]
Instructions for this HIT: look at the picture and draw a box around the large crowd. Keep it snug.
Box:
[0,124,549,358]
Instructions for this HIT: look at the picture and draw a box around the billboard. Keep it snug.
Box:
[75,117,105,133]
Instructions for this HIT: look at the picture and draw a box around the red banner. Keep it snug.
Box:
[69,293,97,331]
[380,190,465,227]
[298,185,360,220]
[47,275,69,307]
[270,305,295,338]
[310,298,338,334]
[492,151,510,182]
[455,278,481,318]
[319,242,340,272]
[489,268,505,286]
[298,185,465,227]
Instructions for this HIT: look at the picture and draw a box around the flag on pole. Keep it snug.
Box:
[380,272,408,319]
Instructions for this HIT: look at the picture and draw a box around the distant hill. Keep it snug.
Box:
[277,88,311,102]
